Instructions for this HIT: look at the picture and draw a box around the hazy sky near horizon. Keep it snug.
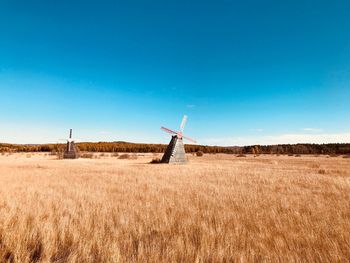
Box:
[1,0,350,146]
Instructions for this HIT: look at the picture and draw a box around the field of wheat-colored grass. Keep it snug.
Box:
[0,153,349,262]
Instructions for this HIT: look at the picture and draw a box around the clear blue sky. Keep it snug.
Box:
[0,0,349,145]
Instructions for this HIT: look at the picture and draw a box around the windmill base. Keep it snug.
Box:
[161,136,187,164]
[63,142,79,159]
[63,152,79,159]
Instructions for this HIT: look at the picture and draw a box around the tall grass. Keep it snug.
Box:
[0,154,349,262]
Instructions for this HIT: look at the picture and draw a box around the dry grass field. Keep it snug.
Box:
[0,153,349,262]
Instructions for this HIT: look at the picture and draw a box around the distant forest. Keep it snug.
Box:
[0,142,350,155]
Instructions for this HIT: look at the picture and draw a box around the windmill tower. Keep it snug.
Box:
[63,129,79,159]
[160,115,196,163]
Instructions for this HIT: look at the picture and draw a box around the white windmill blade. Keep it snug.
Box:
[69,129,73,139]
[182,134,197,144]
[161,126,178,135]
[57,138,74,143]
[180,115,188,132]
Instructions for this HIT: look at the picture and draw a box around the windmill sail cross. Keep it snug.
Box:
[160,115,196,164]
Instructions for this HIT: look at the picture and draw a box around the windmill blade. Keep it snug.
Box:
[161,126,178,135]
[180,115,188,132]
[57,138,73,143]
[182,134,197,144]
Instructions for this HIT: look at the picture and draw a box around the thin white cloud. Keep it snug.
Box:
[186,104,196,108]
[200,133,350,146]
[302,128,323,132]
[98,131,112,135]
[249,128,264,132]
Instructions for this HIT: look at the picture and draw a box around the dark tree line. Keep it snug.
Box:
[0,142,349,155]
[238,143,350,155]
[0,142,234,154]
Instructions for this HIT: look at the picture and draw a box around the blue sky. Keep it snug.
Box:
[0,0,349,145]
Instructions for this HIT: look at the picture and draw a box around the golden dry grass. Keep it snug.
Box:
[0,153,349,262]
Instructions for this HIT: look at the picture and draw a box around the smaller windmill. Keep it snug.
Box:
[160,115,196,163]
[63,129,79,159]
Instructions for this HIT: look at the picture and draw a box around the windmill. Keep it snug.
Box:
[160,115,196,163]
[63,129,79,159]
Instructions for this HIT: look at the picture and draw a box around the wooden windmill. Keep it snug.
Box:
[63,129,79,159]
[160,115,196,163]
